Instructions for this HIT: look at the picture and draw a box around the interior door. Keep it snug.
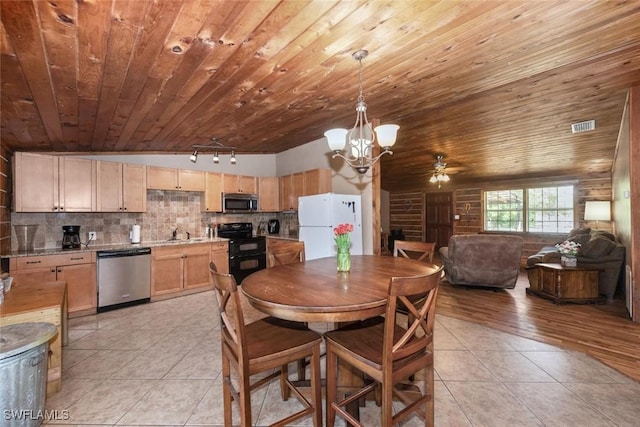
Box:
[425,193,453,249]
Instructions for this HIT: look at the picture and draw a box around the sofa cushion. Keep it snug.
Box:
[580,235,617,258]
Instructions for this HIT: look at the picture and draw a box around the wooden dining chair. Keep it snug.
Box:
[266,240,308,380]
[209,262,323,427]
[267,240,306,267]
[324,265,443,427]
[393,240,436,263]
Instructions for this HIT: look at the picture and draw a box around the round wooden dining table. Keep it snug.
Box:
[241,255,441,323]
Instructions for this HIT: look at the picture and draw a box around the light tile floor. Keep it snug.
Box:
[43,291,640,426]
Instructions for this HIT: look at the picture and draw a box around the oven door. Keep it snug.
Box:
[228,238,266,257]
[229,254,266,285]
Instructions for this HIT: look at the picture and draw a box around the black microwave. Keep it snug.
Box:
[222,193,259,213]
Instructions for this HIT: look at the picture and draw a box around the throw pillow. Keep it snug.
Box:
[567,227,591,238]
[580,236,616,258]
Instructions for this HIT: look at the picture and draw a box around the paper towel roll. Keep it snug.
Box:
[131,225,141,243]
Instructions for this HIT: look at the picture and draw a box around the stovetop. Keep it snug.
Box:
[218,222,256,240]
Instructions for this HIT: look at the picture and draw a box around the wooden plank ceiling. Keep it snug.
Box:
[1,0,639,192]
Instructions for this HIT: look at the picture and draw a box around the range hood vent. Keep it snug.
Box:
[571,120,596,133]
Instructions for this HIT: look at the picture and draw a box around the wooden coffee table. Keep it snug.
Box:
[526,263,601,304]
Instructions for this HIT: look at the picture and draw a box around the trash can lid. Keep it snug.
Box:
[0,322,57,360]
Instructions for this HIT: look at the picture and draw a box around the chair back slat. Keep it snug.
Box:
[267,241,306,267]
[385,266,442,361]
[210,262,244,350]
[393,240,436,263]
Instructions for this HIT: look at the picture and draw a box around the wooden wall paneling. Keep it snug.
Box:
[389,192,424,241]
[452,187,483,235]
[0,145,10,255]
[629,86,640,322]
[390,173,616,264]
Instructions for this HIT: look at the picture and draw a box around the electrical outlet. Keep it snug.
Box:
[88,231,97,241]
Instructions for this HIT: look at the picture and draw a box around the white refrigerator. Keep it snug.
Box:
[298,193,363,260]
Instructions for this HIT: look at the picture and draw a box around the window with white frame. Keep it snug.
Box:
[484,185,574,233]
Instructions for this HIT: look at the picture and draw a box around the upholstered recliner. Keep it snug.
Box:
[526,228,625,299]
[439,234,524,289]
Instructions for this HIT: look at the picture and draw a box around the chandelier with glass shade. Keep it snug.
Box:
[429,155,450,188]
[324,50,399,174]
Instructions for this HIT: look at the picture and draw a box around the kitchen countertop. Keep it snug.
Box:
[1,237,230,259]
[263,234,299,241]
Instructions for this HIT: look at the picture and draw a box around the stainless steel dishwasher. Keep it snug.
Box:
[96,247,151,312]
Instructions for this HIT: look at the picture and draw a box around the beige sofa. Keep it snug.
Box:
[526,228,625,299]
[439,234,524,289]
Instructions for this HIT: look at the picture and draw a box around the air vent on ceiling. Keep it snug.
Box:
[571,120,596,133]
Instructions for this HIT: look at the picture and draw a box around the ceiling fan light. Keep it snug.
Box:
[374,124,399,148]
[442,174,450,182]
[429,175,437,183]
[325,128,348,151]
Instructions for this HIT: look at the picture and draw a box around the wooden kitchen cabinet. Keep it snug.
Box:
[14,153,96,212]
[151,243,212,297]
[201,172,224,212]
[279,172,304,211]
[303,168,332,195]
[96,161,147,212]
[223,174,257,194]
[258,176,280,212]
[147,166,205,191]
[9,252,97,313]
[210,241,229,273]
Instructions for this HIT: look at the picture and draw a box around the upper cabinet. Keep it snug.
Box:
[279,168,331,211]
[201,172,223,212]
[223,174,257,194]
[96,161,147,212]
[14,153,96,212]
[147,166,205,191]
[258,177,280,212]
[279,172,304,211]
[304,168,332,195]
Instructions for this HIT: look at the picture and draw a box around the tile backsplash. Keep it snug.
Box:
[10,190,297,250]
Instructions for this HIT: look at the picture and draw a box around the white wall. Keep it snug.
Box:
[80,153,277,176]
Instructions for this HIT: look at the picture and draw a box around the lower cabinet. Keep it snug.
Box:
[152,243,211,296]
[210,241,229,274]
[9,252,97,313]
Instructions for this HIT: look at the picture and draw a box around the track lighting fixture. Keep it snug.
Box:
[189,137,237,165]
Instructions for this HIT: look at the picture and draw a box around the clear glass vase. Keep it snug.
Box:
[337,248,351,272]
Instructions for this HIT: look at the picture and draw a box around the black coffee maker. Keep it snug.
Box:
[62,225,81,249]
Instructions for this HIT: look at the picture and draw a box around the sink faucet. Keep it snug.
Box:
[186,231,190,240]
[172,228,178,240]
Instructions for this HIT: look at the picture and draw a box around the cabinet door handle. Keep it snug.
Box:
[51,269,56,273]
[57,268,62,273]
[70,257,84,261]
[26,260,42,264]
[52,206,57,211]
